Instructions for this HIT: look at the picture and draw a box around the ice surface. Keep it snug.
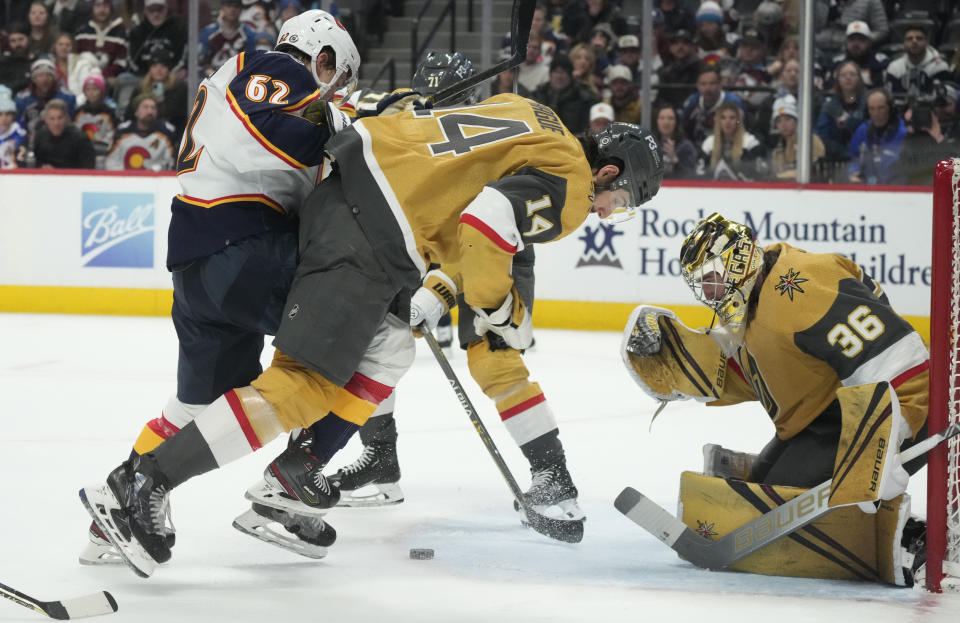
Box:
[0,313,957,622]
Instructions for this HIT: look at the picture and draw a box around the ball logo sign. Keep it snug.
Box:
[81,192,155,268]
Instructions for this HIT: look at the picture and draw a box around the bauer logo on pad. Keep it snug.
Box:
[81,192,155,268]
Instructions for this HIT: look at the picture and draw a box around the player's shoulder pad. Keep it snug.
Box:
[238,50,316,93]
[487,167,569,245]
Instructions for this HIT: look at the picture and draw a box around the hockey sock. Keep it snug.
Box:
[520,429,565,471]
[150,421,218,489]
[358,412,398,445]
[307,415,361,465]
[130,398,207,457]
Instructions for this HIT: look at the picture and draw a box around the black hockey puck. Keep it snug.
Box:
[409,548,434,560]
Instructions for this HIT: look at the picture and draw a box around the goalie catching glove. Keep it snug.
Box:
[472,287,533,351]
[409,269,458,336]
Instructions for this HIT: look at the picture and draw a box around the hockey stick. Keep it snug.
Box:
[428,0,536,106]
[0,583,117,620]
[615,422,960,569]
[423,331,584,544]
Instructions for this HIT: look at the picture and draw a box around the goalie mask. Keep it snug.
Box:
[276,10,360,99]
[593,123,663,223]
[680,213,764,332]
[412,49,477,104]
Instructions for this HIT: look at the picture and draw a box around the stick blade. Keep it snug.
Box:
[524,510,585,544]
[55,592,118,620]
[614,487,685,547]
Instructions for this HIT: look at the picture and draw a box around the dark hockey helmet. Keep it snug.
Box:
[412,50,477,104]
[593,122,663,222]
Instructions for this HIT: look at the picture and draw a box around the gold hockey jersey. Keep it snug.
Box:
[324,93,595,307]
[718,243,929,440]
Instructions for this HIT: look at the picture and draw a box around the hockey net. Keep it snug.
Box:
[927,158,960,592]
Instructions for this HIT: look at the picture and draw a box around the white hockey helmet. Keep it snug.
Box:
[276,10,360,98]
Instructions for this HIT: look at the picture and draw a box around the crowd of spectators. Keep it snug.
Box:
[2,0,959,185]
[493,0,960,186]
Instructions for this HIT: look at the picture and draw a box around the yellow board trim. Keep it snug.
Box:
[0,285,932,342]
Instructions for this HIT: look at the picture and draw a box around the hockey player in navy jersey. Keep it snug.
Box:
[79,9,360,565]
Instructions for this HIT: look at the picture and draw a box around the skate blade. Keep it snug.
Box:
[514,497,587,522]
[78,541,124,566]
[244,479,331,517]
[79,484,157,578]
[337,482,405,508]
[232,508,329,559]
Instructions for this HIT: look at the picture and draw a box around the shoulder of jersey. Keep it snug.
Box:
[240,50,315,89]
[758,242,856,327]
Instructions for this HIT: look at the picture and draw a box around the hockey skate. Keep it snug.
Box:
[79,454,174,578]
[328,442,404,507]
[78,521,123,566]
[245,428,340,517]
[514,460,585,522]
[233,502,337,559]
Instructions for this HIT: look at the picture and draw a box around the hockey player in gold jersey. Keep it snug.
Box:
[621,212,930,584]
[80,93,664,576]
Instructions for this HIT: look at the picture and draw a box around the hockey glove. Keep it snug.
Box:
[375,88,433,116]
[472,287,533,351]
[410,269,458,337]
[303,100,352,134]
[625,306,668,357]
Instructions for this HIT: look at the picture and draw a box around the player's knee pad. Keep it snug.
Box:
[466,340,531,399]
[251,350,344,432]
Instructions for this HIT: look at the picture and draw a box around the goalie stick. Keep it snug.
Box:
[0,582,117,620]
[615,422,960,569]
[423,331,584,544]
[427,0,535,106]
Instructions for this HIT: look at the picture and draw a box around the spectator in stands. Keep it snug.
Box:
[698,99,769,181]
[74,72,116,163]
[616,33,660,87]
[106,92,175,170]
[530,1,568,58]
[561,0,624,45]
[588,100,612,134]
[753,0,785,56]
[898,100,959,186]
[128,0,186,76]
[681,64,743,147]
[767,35,797,83]
[32,97,93,167]
[604,64,640,124]
[770,94,825,180]
[826,21,887,89]
[849,88,906,185]
[51,32,76,90]
[273,0,302,36]
[937,82,959,141]
[74,0,128,82]
[491,67,529,97]
[129,43,185,139]
[652,102,696,179]
[816,59,868,162]
[27,2,57,56]
[754,58,814,145]
[694,1,731,65]
[15,57,75,141]
[835,0,889,45]
[588,22,615,75]
[199,0,257,76]
[569,42,600,94]
[531,53,597,134]
[884,26,952,104]
[733,29,771,110]
[656,0,695,37]
[48,0,91,35]
[517,32,550,93]
[0,22,34,93]
[656,29,699,108]
[240,0,273,36]
[0,87,28,168]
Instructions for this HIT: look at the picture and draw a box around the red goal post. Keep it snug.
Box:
[928,158,960,592]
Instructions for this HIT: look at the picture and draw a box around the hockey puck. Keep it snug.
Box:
[409,548,434,560]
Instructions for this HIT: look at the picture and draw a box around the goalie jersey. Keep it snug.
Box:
[721,243,929,440]
[167,50,335,268]
[323,93,595,308]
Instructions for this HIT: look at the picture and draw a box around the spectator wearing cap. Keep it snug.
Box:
[616,33,661,88]
[273,0,303,36]
[770,94,825,180]
[694,1,732,65]
[199,0,257,76]
[128,0,186,76]
[835,0,889,46]
[561,0,625,46]
[0,22,35,93]
[680,64,743,147]
[240,0,274,36]
[655,29,700,108]
[107,92,176,170]
[651,102,696,179]
[15,57,76,142]
[74,0,128,80]
[130,43,186,139]
[698,99,768,181]
[48,0,92,35]
[848,88,906,185]
[884,26,952,104]
[754,58,821,146]
[0,87,28,168]
[655,0,695,37]
[588,22,616,75]
[588,101,613,133]
[531,53,597,134]
[816,59,867,162]
[517,31,551,93]
[825,21,887,89]
[569,42,600,94]
[752,0,784,57]
[33,97,94,168]
[74,72,116,161]
[604,63,641,124]
[733,30,771,109]
[27,2,57,57]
